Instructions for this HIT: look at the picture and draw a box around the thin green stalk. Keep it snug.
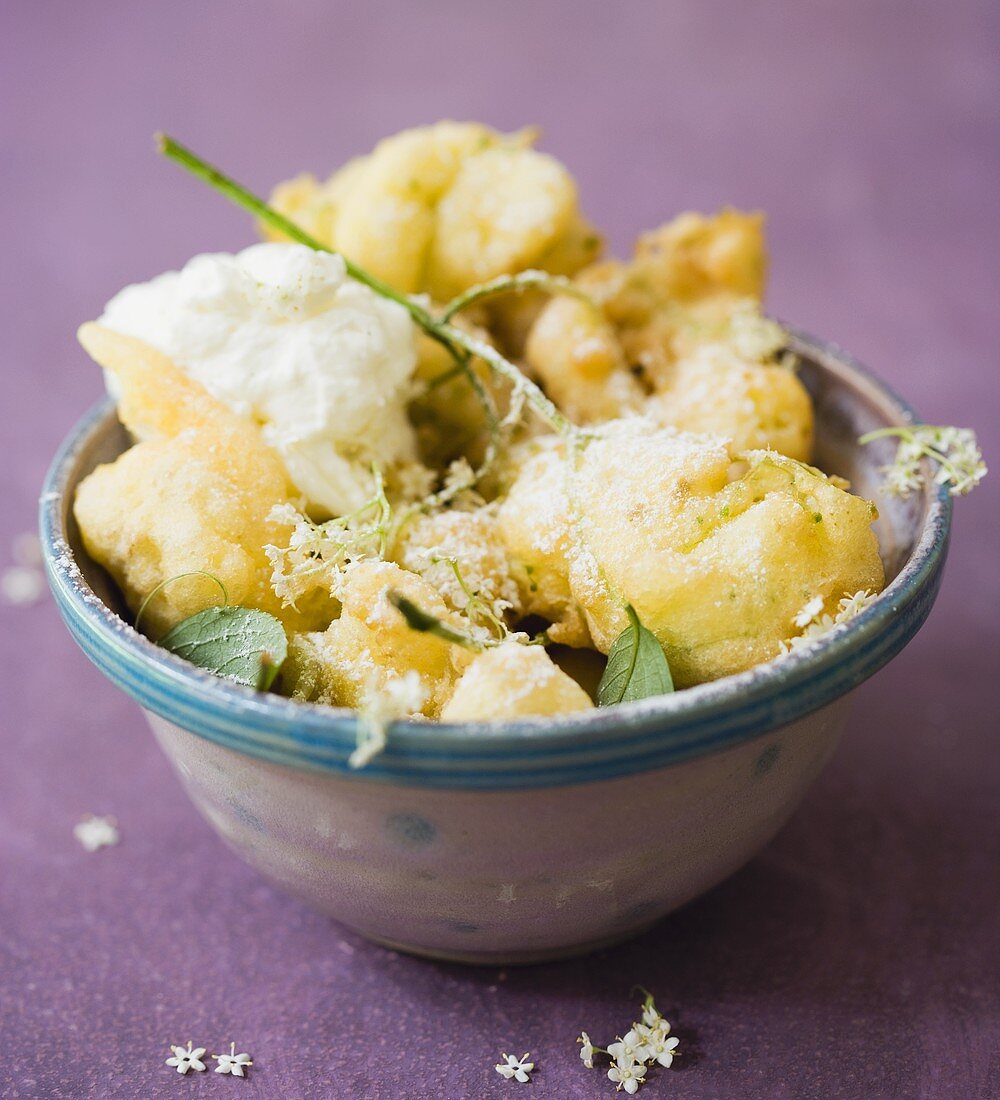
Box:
[134,570,228,634]
[387,591,483,650]
[857,426,916,445]
[155,134,437,331]
[439,269,593,324]
[859,425,962,486]
[446,327,574,435]
[156,133,578,439]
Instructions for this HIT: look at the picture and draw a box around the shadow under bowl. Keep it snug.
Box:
[40,328,951,963]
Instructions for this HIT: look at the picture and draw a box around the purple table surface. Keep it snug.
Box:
[2,2,998,1097]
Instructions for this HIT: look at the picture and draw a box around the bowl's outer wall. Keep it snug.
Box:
[147,696,850,964]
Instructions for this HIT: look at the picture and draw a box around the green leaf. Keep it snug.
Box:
[597,605,674,706]
[159,606,287,690]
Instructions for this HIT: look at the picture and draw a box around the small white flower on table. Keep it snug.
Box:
[165,1041,207,1074]
[636,1024,680,1068]
[608,1029,649,1066]
[213,1042,253,1076]
[636,995,681,1068]
[577,1031,595,1068]
[495,1052,534,1083]
[607,1052,647,1094]
[73,814,119,852]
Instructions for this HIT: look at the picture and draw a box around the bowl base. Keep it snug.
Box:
[357,922,659,967]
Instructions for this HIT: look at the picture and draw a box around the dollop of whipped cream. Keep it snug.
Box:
[99,243,418,516]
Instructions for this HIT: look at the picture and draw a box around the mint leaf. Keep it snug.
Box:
[159,606,287,690]
[598,605,673,706]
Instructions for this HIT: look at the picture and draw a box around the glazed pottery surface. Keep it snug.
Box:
[41,330,951,963]
[147,699,848,962]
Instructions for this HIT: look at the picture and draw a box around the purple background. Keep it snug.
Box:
[2,2,998,1097]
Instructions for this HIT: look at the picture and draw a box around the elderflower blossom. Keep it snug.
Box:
[863,425,986,499]
[494,1052,534,1083]
[793,595,825,630]
[396,514,517,640]
[636,1023,680,1068]
[782,589,879,654]
[350,670,428,769]
[608,1029,649,1065]
[393,461,437,502]
[441,457,478,499]
[608,1053,647,1094]
[213,1043,253,1076]
[165,1042,207,1075]
[577,989,681,1089]
[578,1031,596,1069]
[265,469,392,608]
[637,998,679,1065]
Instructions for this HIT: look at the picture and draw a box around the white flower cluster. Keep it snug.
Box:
[862,425,986,499]
[782,589,878,654]
[267,457,494,613]
[441,456,479,501]
[415,554,512,643]
[165,1040,252,1076]
[578,990,680,1094]
[265,469,392,608]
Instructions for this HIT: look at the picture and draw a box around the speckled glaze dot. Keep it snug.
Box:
[443,920,480,934]
[230,800,266,833]
[386,813,437,848]
[754,742,782,776]
[623,900,660,923]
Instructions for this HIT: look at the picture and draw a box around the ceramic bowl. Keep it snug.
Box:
[41,330,950,964]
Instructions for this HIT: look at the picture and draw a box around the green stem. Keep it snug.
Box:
[455,350,501,431]
[858,426,916,445]
[255,652,276,692]
[859,426,958,480]
[439,269,593,324]
[155,133,438,332]
[156,133,577,439]
[920,446,962,482]
[134,570,228,634]
[387,591,483,650]
[445,326,574,435]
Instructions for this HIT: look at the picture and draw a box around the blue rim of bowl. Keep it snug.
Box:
[40,329,952,790]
